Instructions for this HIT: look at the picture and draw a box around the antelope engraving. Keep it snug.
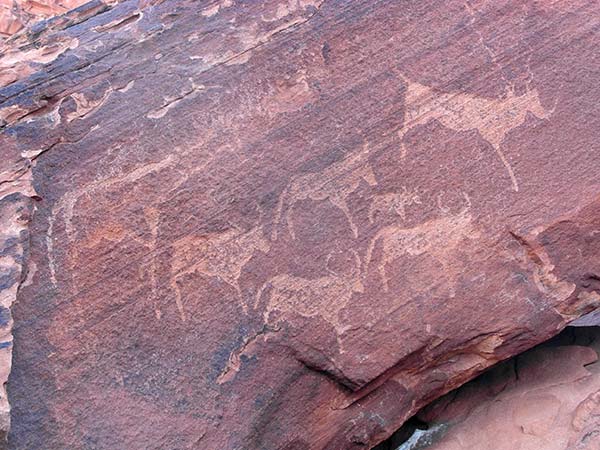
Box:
[170,226,269,319]
[368,186,422,224]
[272,145,377,240]
[257,249,363,330]
[398,74,554,192]
[365,194,476,296]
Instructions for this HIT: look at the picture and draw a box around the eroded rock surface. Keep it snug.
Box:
[414,327,600,450]
[0,0,88,40]
[0,0,600,448]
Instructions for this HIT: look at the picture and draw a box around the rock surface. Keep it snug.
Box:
[413,327,600,450]
[1,0,600,448]
[0,0,88,40]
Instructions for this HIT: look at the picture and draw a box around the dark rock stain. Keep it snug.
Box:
[321,41,331,63]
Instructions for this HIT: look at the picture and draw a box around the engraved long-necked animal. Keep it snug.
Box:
[368,186,421,224]
[170,226,270,319]
[272,144,377,240]
[365,194,476,296]
[398,74,554,192]
[257,249,363,331]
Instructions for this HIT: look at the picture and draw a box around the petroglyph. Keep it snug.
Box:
[195,1,326,69]
[262,71,316,115]
[171,226,270,320]
[46,156,175,286]
[51,156,173,237]
[366,194,476,295]
[260,0,325,22]
[201,0,233,17]
[273,145,377,240]
[258,249,363,331]
[398,74,554,192]
[144,207,161,320]
[368,186,421,224]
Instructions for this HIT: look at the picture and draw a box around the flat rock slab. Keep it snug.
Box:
[1,0,600,448]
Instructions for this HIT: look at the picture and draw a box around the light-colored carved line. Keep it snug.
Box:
[493,144,519,192]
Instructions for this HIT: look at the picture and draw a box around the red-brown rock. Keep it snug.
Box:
[415,327,600,450]
[1,0,600,448]
[0,0,89,40]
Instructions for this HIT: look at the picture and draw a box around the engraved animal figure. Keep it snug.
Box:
[258,249,363,330]
[365,194,476,296]
[171,226,270,319]
[398,74,554,192]
[45,156,176,293]
[368,186,422,224]
[273,146,377,240]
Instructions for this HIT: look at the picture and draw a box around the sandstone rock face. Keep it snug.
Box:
[0,0,88,40]
[1,0,600,448]
[415,327,600,450]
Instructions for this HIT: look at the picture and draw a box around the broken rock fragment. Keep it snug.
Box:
[414,327,600,450]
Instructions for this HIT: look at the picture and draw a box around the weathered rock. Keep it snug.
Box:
[1,0,600,448]
[413,327,600,450]
[0,0,88,40]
